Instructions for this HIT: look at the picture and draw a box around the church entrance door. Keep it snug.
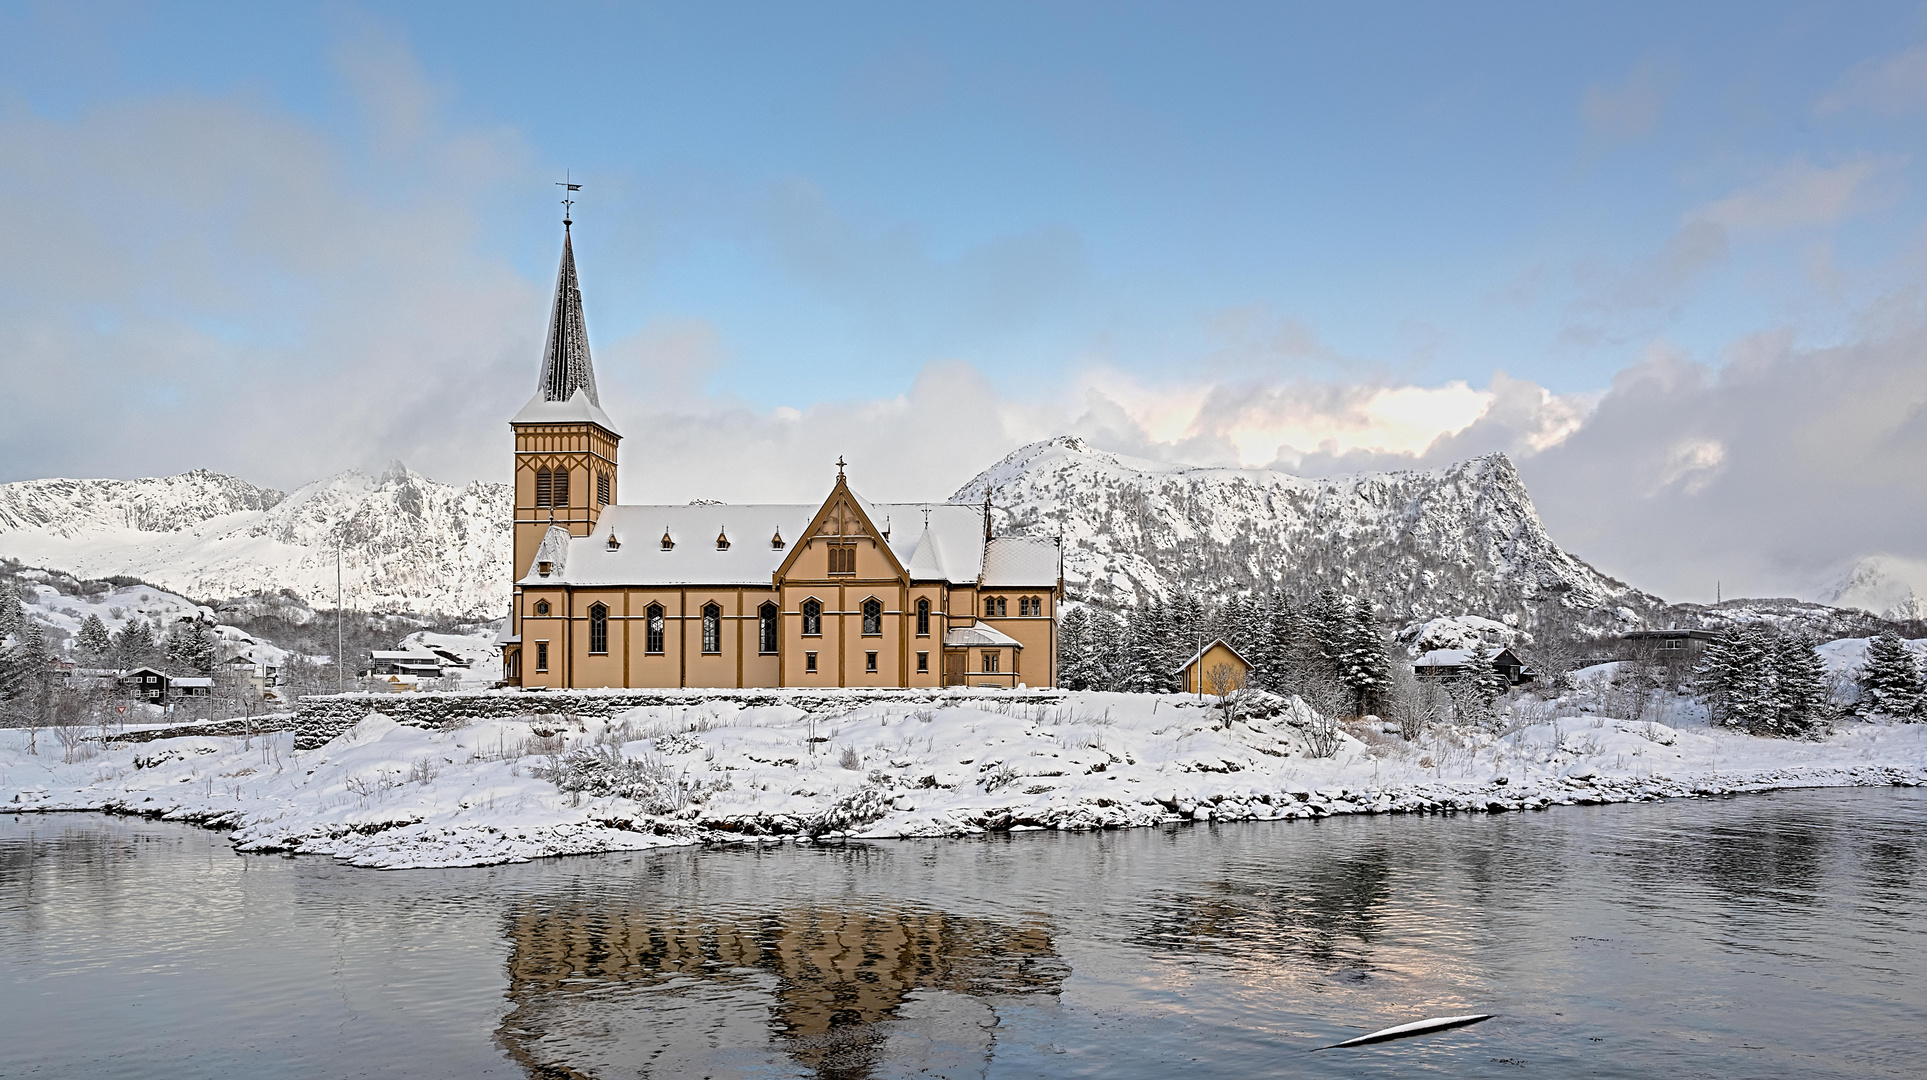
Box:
[943,651,966,687]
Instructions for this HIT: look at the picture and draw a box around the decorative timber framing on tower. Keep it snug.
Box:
[497,195,1061,690]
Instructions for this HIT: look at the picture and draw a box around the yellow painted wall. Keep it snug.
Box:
[1180,642,1251,695]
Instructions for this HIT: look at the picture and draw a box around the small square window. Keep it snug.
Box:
[805,651,818,674]
[916,651,929,673]
[866,651,878,673]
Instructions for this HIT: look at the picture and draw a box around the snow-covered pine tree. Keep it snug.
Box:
[1771,634,1833,738]
[1856,631,1922,720]
[1257,596,1297,695]
[1719,625,1781,733]
[76,614,112,663]
[1336,599,1392,716]
[1087,606,1124,691]
[165,619,217,674]
[113,617,158,670]
[0,581,23,645]
[1119,599,1169,693]
[1690,629,1739,725]
[1058,606,1102,691]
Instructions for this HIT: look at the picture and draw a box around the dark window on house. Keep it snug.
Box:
[646,604,665,654]
[1020,596,1042,617]
[535,467,552,507]
[805,651,818,673]
[552,467,570,507]
[801,599,822,636]
[702,604,722,654]
[536,641,549,672]
[597,471,610,506]
[866,651,878,673]
[588,604,608,654]
[985,596,1006,618]
[915,598,930,636]
[982,650,999,673]
[534,600,550,616]
[862,598,882,635]
[828,545,855,574]
[759,603,778,654]
[916,651,929,673]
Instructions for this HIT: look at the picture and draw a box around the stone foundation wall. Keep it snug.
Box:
[291,687,1067,750]
[107,713,297,744]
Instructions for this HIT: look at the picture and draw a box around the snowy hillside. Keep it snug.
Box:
[0,465,511,619]
[954,436,1656,623]
[1816,556,1927,621]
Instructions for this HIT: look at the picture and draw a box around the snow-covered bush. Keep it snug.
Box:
[536,745,698,814]
[1856,632,1923,720]
[805,786,892,837]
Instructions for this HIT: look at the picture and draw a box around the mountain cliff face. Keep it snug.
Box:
[0,466,512,618]
[952,436,1659,624]
[1,438,1656,625]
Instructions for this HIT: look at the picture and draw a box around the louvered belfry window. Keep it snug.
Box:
[597,472,609,506]
[535,468,552,507]
[552,467,570,507]
[828,544,856,575]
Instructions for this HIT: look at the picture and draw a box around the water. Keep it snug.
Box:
[3,788,1923,1079]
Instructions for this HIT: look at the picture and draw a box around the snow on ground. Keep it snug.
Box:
[397,629,503,684]
[3,690,1923,871]
[15,575,291,666]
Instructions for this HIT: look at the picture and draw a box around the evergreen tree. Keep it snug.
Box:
[1772,635,1833,738]
[1719,625,1780,732]
[1690,629,1739,725]
[165,619,217,674]
[1058,606,1104,691]
[0,621,51,721]
[1335,599,1392,716]
[0,581,23,644]
[112,617,158,670]
[1857,632,1923,719]
[1087,607,1124,691]
[1119,599,1169,693]
[76,614,112,663]
[1255,596,1297,694]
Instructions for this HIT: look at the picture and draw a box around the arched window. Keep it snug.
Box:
[801,598,822,636]
[535,467,552,507]
[862,598,882,636]
[551,467,570,507]
[759,602,778,654]
[915,598,930,636]
[985,596,1006,618]
[702,604,722,654]
[645,603,665,654]
[588,603,608,654]
[1019,596,1041,617]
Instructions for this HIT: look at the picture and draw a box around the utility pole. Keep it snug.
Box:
[336,539,344,694]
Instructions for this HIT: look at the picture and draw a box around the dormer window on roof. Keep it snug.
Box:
[537,561,552,577]
[606,533,620,551]
[771,529,785,550]
[660,529,675,551]
[716,528,730,551]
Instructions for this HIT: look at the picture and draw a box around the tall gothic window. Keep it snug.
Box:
[588,603,608,654]
[552,467,570,507]
[702,604,722,654]
[862,598,882,636]
[915,598,930,636]
[801,598,822,636]
[535,467,552,507]
[645,603,665,653]
[597,471,610,506]
[759,603,778,654]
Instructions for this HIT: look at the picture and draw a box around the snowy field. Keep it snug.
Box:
[4,680,1924,870]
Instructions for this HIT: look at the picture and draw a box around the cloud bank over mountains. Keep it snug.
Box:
[2,17,1925,608]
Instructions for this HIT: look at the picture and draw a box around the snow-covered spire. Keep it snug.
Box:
[537,224,599,406]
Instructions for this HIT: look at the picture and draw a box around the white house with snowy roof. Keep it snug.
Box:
[500,218,1062,690]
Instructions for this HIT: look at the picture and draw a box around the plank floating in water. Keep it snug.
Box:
[1313,1013,1495,1051]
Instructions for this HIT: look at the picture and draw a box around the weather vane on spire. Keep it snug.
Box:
[556,171,582,227]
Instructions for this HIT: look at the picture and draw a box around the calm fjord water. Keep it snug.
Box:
[3,788,1923,1079]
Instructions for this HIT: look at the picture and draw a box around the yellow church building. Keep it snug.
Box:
[499,220,1062,690]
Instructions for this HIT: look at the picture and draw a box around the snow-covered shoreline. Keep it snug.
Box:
[5,690,1924,870]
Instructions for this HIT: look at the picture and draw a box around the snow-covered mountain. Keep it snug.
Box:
[953,436,1658,624]
[0,465,511,618]
[1815,556,1927,622]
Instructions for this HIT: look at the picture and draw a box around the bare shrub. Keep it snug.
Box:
[838,745,862,770]
[534,745,698,814]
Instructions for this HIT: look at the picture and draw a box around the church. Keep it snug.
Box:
[499,219,1062,690]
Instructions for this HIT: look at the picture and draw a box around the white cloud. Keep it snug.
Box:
[1815,43,1927,116]
[1696,157,1902,233]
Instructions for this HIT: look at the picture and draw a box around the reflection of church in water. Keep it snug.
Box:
[497,903,1066,1079]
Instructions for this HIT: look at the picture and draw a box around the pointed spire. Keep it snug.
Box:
[538,225,600,406]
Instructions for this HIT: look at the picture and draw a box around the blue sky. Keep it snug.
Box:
[4,1,1927,601]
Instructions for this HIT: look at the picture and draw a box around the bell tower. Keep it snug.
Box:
[510,211,621,583]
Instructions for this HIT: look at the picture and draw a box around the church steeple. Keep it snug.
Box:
[537,223,599,406]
